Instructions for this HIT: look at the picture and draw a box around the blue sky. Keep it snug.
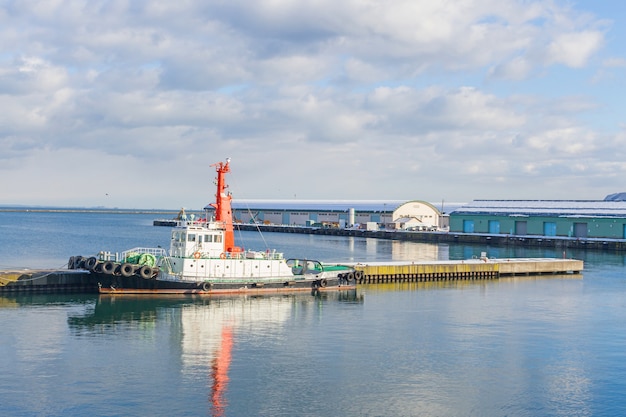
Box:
[1,0,625,209]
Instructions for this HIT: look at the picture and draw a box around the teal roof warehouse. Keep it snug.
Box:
[449,200,626,239]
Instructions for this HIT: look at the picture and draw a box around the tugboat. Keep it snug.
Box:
[68,159,359,295]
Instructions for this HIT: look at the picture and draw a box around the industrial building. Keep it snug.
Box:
[449,200,626,239]
[232,200,400,228]
[392,200,449,231]
[232,199,450,230]
[230,198,626,240]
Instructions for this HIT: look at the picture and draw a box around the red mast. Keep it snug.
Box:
[210,159,242,253]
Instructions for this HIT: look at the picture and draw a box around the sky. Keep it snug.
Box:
[1,0,626,209]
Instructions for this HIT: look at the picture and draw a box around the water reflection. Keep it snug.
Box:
[65,291,363,416]
[353,237,450,261]
[211,325,232,417]
[2,271,626,416]
[358,273,583,295]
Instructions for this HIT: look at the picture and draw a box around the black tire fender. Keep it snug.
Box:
[102,261,116,274]
[120,263,134,277]
[139,265,153,279]
[74,256,84,269]
[86,257,98,271]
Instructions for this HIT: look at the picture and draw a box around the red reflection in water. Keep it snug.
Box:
[210,326,234,417]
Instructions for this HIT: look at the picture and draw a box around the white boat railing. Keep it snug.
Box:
[121,247,168,259]
[156,218,227,229]
[243,249,284,260]
[184,249,285,260]
[99,247,285,263]
[97,247,167,263]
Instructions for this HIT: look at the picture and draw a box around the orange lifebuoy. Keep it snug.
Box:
[220,253,226,259]
[193,252,201,259]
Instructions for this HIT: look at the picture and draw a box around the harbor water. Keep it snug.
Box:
[1,210,626,416]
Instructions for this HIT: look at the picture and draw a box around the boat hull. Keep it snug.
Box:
[98,285,353,295]
[94,271,355,295]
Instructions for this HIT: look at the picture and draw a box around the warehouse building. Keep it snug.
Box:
[391,200,448,231]
[232,200,403,228]
[231,199,452,230]
[449,200,626,239]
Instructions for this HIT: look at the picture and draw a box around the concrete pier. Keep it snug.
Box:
[348,258,583,284]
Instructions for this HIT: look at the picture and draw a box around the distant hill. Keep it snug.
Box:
[604,192,626,201]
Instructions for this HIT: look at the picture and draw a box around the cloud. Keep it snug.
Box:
[0,0,621,206]
[602,57,626,68]
[488,56,534,81]
[546,31,604,67]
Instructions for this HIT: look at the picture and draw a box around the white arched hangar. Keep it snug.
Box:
[393,200,446,231]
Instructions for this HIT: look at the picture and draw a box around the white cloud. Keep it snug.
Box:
[603,57,626,68]
[0,0,621,205]
[488,56,534,80]
[546,31,604,67]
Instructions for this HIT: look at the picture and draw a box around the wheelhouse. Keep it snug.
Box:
[170,223,227,258]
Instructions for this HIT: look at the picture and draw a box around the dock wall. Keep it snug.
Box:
[496,258,583,275]
[353,262,499,283]
[229,224,626,251]
[0,270,97,293]
[351,258,583,284]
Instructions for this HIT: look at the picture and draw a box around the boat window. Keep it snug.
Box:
[214,234,222,243]
[179,232,186,242]
[204,235,212,242]
[188,234,196,242]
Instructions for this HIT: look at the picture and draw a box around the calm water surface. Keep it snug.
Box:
[1,211,626,416]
